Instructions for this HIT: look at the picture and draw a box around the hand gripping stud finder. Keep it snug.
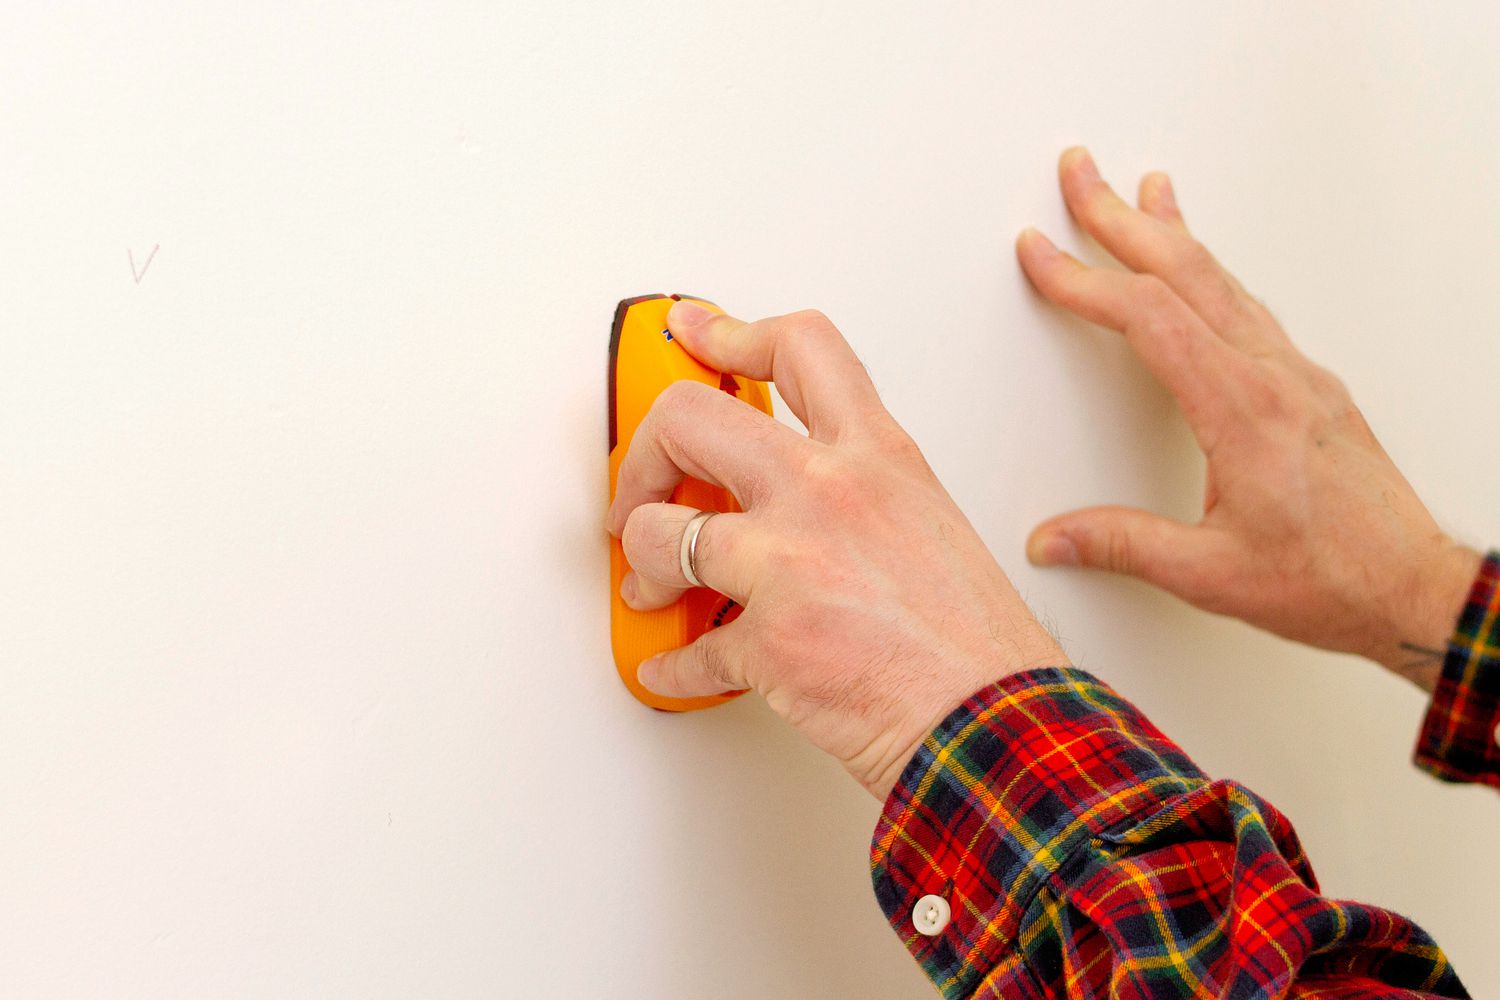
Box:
[608,294,774,711]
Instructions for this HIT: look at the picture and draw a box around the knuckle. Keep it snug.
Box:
[647,381,719,454]
[1178,238,1216,275]
[1128,304,1199,374]
[620,506,676,571]
[871,421,927,468]
[1239,365,1299,423]
[1170,239,1256,325]
[781,308,848,353]
[1137,310,1193,356]
[1240,375,1282,420]
[797,450,868,517]
[1132,273,1175,310]
[1175,242,1230,304]
[788,307,834,332]
[1304,361,1350,401]
[1329,399,1376,442]
[1104,530,1136,574]
[656,377,711,415]
[761,533,823,587]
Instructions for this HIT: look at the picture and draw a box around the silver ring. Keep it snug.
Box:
[679,510,718,589]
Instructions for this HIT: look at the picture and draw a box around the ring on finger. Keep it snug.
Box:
[679,510,718,589]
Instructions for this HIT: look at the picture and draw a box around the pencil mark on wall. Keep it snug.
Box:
[454,128,483,153]
[129,244,159,285]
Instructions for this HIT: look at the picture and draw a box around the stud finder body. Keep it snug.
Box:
[608,294,773,711]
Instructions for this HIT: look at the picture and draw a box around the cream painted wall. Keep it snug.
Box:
[3,3,1496,996]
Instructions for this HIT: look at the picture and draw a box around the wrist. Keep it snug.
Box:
[1376,539,1483,692]
[862,625,1066,801]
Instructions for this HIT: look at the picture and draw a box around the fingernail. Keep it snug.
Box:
[1069,147,1100,183]
[1019,227,1058,257]
[1031,533,1079,567]
[620,572,639,606]
[1156,173,1178,211]
[668,299,712,330]
[637,657,661,692]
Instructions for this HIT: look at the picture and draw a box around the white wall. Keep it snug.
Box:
[3,3,1496,996]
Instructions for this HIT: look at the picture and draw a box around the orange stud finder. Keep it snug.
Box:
[608,294,773,711]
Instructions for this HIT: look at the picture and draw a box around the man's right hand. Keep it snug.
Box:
[606,301,1065,801]
[1016,147,1481,690]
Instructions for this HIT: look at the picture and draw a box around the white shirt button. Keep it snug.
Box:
[912,893,951,936]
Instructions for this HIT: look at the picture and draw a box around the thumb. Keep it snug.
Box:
[1027,505,1213,597]
[637,626,750,700]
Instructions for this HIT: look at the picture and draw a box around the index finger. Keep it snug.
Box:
[665,302,885,443]
[1017,227,1249,443]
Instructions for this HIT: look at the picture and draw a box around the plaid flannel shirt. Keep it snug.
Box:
[1415,551,1500,788]
[871,550,1500,999]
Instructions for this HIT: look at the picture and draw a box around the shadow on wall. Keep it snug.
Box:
[645,695,918,998]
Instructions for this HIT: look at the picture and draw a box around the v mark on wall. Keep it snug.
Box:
[129,244,159,285]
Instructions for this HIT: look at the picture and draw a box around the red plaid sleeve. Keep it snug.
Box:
[1414,550,1500,788]
[870,668,1467,999]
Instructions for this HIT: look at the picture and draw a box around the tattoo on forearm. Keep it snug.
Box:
[1398,641,1445,672]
